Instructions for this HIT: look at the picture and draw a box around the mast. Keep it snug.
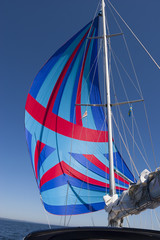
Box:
[101,0,115,196]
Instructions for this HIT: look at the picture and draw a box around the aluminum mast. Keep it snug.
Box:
[101,0,115,197]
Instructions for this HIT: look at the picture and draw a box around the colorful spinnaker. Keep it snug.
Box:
[25,15,135,215]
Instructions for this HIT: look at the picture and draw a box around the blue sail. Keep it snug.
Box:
[25,16,135,215]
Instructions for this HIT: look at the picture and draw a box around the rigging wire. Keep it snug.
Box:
[106,2,142,98]
[107,0,157,168]
[108,0,160,70]
[109,54,136,177]
[106,7,122,194]
[109,45,152,170]
[143,102,157,168]
[105,8,138,177]
[112,113,139,176]
[110,51,152,171]
[117,110,151,171]
[106,0,156,171]
[110,50,141,97]
[105,0,160,220]
[132,115,150,168]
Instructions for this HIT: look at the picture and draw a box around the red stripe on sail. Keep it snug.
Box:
[75,30,94,125]
[83,154,130,185]
[34,141,45,179]
[25,94,108,142]
[40,161,127,192]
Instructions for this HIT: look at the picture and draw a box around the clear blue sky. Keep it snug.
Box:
[1,0,160,228]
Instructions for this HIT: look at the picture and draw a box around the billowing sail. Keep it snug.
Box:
[25,16,135,215]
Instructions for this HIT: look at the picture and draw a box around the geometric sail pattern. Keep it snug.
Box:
[25,16,135,215]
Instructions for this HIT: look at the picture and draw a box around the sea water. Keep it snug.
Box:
[0,218,59,240]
